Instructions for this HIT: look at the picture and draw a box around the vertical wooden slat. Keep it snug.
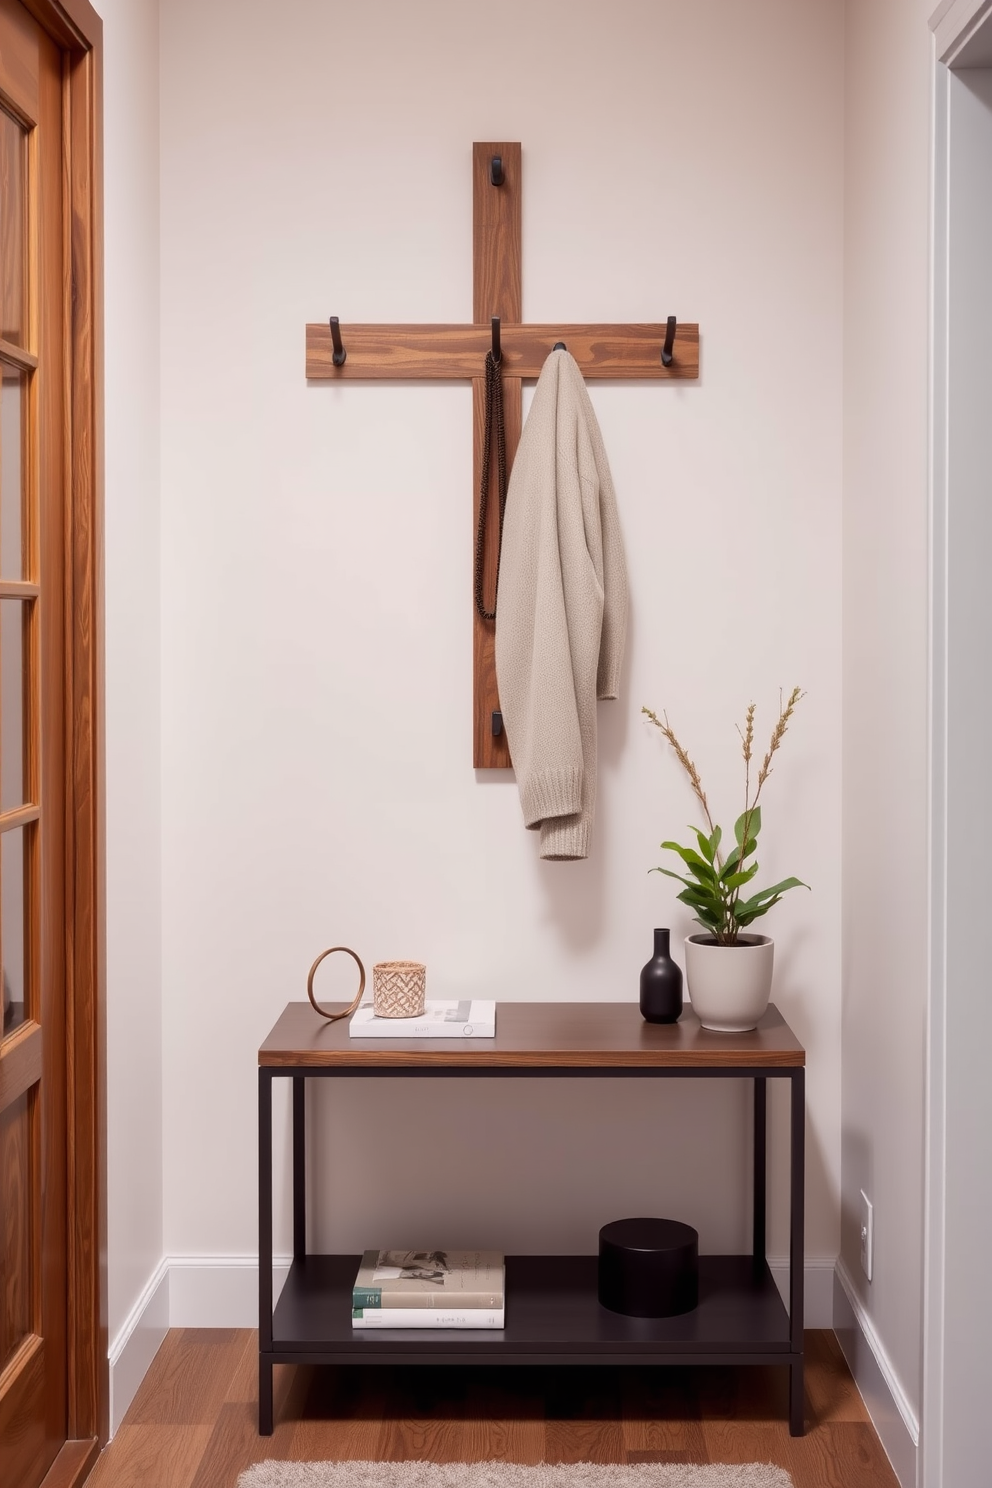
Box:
[0,1091,31,1371]
[36,15,67,1470]
[472,143,521,324]
[472,142,521,769]
[64,27,105,1443]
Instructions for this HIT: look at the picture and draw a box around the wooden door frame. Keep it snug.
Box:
[927,11,992,1484]
[21,0,106,1458]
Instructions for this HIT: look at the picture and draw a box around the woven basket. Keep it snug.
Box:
[372,961,426,1018]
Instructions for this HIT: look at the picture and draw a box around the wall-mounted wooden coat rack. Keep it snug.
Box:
[306,142,699,768]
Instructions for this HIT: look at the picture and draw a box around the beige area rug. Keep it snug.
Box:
[238,1464,792,1488]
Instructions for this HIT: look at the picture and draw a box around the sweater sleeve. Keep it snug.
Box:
[494,362,586,830]
[495,351,627,861]
[591,415,628,701]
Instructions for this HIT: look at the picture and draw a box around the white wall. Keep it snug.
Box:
[839,0,931,1478]
[98,0,165,1421]
[158,0,843,1281]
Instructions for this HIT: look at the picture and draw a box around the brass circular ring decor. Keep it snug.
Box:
[306,945,366,1023]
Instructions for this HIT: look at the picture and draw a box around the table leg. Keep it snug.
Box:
[789,1067,806,1435]
[293,1076,306,1260]
[259,1356,273,1437]
[258,1068,274,1435]
[753,1076,767,1265]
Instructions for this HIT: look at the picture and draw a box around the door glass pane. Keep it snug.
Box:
[2,826,25,1029]
[1,600,24,810]
[0,369,25,579]
[0,110,26,347]
[0,1089,31,1373]
[1,992,23,1037]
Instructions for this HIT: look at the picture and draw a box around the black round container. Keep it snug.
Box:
[598,1216,699,1317]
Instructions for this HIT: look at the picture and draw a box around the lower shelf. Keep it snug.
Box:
[269,1253,793,1363]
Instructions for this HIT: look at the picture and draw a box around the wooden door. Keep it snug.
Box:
[0,2,70,1484]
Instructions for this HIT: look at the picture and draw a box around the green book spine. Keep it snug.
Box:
[352,1289,381,1309]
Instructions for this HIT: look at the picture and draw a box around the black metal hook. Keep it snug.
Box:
[661,315,677,368]
[553,341,567,351]
[491,317,501,364]
[492,710,503,737]
[329,316,346,367]
[490,155,504,187]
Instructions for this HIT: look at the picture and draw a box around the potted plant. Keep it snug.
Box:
[642,688,808,1032]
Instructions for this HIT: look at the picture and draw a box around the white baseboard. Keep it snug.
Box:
[108,1257,170,1437]
[106,1254,290,1437]
[167,1254,291,1327]
[833,1259,919,1488]
[768,1257,834,1327]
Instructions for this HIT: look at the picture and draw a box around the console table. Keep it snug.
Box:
[258,1001,806,1435]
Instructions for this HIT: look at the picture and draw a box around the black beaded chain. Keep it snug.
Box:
[474,349,507,622]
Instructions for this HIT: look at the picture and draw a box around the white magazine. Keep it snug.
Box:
[348,999,496,1039]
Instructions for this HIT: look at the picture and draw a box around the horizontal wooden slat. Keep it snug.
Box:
[0,1019,42,1112]
[0,581,39,599]
[0,803,39,833]
[306,322,699,381]
[18,0,96,54]
[0,7,40,128]
[0,337,38,373]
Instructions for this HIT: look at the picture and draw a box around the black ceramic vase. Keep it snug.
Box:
[639,928,683,1023]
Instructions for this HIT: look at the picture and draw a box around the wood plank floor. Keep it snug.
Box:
[86,1329,899,1488]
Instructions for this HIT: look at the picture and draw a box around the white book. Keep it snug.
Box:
[352,1306,504,1329]
[349,999,496,1039]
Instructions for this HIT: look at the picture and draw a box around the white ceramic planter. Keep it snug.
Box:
[684,934,774,1033]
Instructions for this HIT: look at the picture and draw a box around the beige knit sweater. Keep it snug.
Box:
[494,349,628,860]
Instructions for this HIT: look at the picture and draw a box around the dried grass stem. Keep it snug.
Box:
[643,686,806,886]
[641,707,716,838]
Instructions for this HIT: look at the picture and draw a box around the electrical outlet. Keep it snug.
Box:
[860,1190,873,1281]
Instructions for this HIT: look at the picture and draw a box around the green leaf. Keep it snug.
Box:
[722,851,761,880]
[676,887,722,913]
[734,807,761,847]
[721,838,757,877]
[721,864,759,891]
[653,867,702,892]
[652,868,703,895]
[678,895,721,930]
[694,828,715,864]
[733,876,809,920]
[660,842,717,883]
[657,876,725,926]
[670,875,720,904]
[736,900,779,926]
[692,825,722,864]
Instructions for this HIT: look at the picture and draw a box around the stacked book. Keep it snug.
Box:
[349,1001,496,1039]
[351,1249,505,1328]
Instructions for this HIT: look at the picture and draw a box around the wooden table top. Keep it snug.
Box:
[259,1002,805,1070]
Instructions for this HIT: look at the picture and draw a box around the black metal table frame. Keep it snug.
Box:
[258,1063,805,1436]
